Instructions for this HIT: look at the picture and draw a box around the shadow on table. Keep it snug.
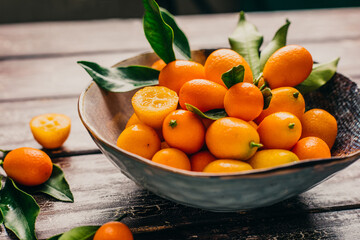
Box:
[126,190,340,239]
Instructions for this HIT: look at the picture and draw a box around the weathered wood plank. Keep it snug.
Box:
[0,39,359,101]
[0,50,144,101]
[1,8,360,58]
[134,209,360,239]
[0,154,359,239]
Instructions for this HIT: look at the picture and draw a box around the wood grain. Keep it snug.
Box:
[134,209,360,239]
[0,51,143,101]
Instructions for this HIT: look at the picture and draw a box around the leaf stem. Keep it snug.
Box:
[259,82,268,91]
[253,72,263,86]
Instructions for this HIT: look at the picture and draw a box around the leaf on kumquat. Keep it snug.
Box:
[21,164,74,203]
[186,103,227,120]
[47,226,100,240]
[0,149,10,161]
[260,19,291,70]
[143,0,176,63]
[78,61,159,92]
[47,214,128,240]
[221,65,245,89]
[160,8,191,60]
[229,11,263,78]
[261,87,273,110]
[295,58,340,94]
[0,178,40,240]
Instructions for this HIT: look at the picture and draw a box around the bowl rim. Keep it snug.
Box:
[78,80,360,179]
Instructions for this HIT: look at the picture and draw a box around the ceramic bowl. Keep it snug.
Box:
[78,49,360,212]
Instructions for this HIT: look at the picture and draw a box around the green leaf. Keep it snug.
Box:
[260,19,291,70]
[186,103,227,120]
[78,61,159,92]
[160,8,191,60]
[143,0,176,63]
[229,11,263,78]
[47,214,128,240]
[0,178,40,240]
[295,58,340,94]
[0,149,11,161]
[261,87,273,110]
[47,226,100,240]
[47,234,62,240]
[221,65,245,89]
[253,73,263,86]
[22,165,74,203]
[0,210,3,225]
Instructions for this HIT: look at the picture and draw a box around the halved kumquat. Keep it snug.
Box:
[30,113,71,149]
[132,86,178,129]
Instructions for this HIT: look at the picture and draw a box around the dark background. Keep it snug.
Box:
[1,0,360,24]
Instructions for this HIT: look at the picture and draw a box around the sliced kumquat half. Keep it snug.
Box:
[132,86,179,129]
[30,113,71,149]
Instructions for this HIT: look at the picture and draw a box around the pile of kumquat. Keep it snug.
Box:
[116,46,338,174]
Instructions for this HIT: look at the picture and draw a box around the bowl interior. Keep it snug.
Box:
[303,73,360,156]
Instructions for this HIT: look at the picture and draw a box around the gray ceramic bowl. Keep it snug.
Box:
[78,49,360,212]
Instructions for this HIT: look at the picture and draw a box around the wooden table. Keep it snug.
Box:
[1,7,360,239]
